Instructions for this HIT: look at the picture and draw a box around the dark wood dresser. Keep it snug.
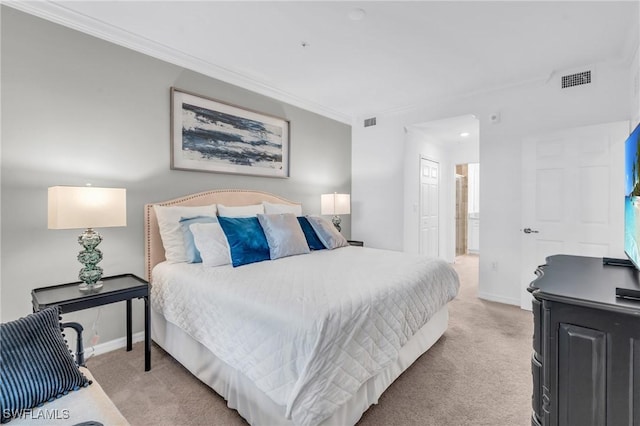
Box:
[528,255,640,426]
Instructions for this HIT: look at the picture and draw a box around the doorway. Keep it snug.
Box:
[455,163,480,256]
[519,121,627,310]
[403,113,479,266]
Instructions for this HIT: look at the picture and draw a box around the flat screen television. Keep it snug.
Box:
[624,122,640,269]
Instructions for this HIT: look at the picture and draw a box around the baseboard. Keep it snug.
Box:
[87,331,146,358]
[477,291,520,306]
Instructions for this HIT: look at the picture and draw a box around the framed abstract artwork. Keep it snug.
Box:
[170,88,290,178]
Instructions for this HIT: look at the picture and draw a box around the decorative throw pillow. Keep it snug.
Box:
[179,216,219,263]
[297,217,326,251]
[217,203,264,218]
[218,216,271,267]
[190,222,232,267]
[262,201,303,216]
[0,307,91,424]
[306,215,349,250]
[257,213,310,260]
[154,204,217,263]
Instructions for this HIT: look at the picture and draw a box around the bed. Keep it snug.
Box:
[144,189,459,426]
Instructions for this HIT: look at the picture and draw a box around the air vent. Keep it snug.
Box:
[364,117,377,127]
[561,70,591,89]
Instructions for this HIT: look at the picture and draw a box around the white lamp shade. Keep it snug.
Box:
[48,186,127,229]
[321,193,351,215]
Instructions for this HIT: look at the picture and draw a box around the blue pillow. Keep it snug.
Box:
[218,216,271,267]
[0,307,91,423]
[297,217,326,250]
[179,216,219,263]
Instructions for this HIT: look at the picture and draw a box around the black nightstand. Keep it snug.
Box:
[348,240,364,247]
[32,273,151,371]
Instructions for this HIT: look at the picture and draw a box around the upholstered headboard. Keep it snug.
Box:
[144,189,301,282]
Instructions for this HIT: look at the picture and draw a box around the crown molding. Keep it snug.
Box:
[3,1,351,124]
[358,73,548,121]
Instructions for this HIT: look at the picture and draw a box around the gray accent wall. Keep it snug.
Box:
[0,8,351,347]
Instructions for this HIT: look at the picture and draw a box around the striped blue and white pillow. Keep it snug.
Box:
[0,307,91,423]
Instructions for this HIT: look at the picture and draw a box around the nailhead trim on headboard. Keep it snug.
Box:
[144,189,300,283]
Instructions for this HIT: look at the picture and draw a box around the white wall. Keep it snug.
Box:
[353,59,631,305]
[632,44,640,129]
[631,1,640,129]
[1,8,351,346]
[350,116,403,247]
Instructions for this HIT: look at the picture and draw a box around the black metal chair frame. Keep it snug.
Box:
[61,322,85,367]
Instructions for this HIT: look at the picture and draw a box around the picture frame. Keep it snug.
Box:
[170,88,290,178]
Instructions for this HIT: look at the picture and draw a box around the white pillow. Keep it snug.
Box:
[153,204,217,263]
[262,201,302,216]
[306,215,349,249]
[189,222,231,267]
[217,203,264,217]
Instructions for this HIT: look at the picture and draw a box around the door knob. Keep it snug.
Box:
[523,228,539,234]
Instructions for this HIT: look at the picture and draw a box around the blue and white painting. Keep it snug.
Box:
[171,89,289,177]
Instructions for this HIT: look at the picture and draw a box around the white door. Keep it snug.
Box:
[520,122,628,310]
[420,157,439,257]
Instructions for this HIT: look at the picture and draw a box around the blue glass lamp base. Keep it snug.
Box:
[77,228,105,292]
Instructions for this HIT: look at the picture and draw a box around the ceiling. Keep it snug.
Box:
[6,1,640,124]
[412,114,480,147]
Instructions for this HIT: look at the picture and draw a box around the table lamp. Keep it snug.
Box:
[48,186,127,291]
[321,193,350,232]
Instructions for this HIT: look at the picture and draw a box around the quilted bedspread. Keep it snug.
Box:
[151,246,459,426]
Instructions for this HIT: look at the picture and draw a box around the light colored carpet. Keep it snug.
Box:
[88,255,532,425]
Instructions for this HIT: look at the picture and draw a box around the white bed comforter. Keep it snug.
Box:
[152,246,459,426]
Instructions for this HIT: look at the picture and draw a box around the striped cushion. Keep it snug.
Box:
[0,307,90,423]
